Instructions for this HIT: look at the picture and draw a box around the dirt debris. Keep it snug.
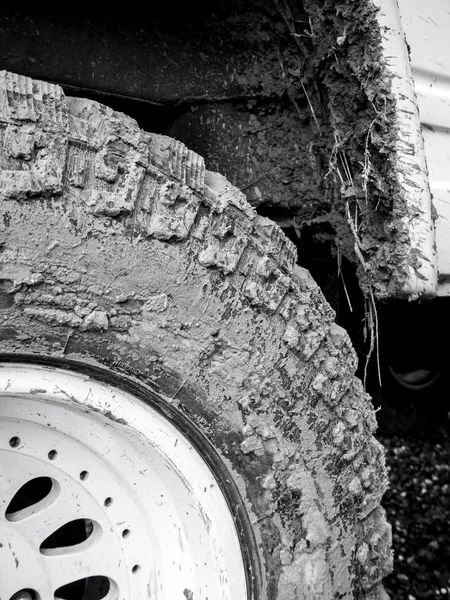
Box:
[379,427,450,599]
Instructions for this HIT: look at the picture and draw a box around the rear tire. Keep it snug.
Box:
[0,71,392,599]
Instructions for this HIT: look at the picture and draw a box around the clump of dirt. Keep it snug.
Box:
[294,0,413,298]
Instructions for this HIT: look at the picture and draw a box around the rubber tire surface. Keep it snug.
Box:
[0,71,392,599]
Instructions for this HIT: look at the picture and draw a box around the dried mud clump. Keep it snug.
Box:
[290,0,414,298]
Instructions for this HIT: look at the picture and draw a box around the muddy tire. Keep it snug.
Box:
[0,71,392,599]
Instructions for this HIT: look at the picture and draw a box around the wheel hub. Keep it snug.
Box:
[0,363,247,600]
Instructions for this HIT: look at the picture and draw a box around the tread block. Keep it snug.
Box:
[238,247,290,311]
[356,508,393,592]
[139,177,200,240]
[198,210,250,273]
[148,134,205,192]
[254,215,297,274]
[282,296,335,361]
[0,70,65,125]
[340,438,389,520]
[67,97,148,216]
[0,71,68,200]
[205,170,256,220]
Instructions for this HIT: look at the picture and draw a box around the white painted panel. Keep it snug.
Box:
[397,0,450,294]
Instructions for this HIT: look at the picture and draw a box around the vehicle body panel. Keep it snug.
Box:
[397,0,450,295]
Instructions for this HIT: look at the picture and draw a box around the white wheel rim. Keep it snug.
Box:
[0,363,248,600]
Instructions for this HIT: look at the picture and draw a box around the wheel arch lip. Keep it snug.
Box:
[0,352,264,600]
[373,0,437,299]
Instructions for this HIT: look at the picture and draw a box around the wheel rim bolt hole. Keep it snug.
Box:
[9,436,20,448]
[122,528,130,539]
[104,497,113,507]
[79,470,89,481]
[48,449,58,460]
[132,565,140,574]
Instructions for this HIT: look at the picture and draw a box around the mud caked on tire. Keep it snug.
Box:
[0,71,392,599]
